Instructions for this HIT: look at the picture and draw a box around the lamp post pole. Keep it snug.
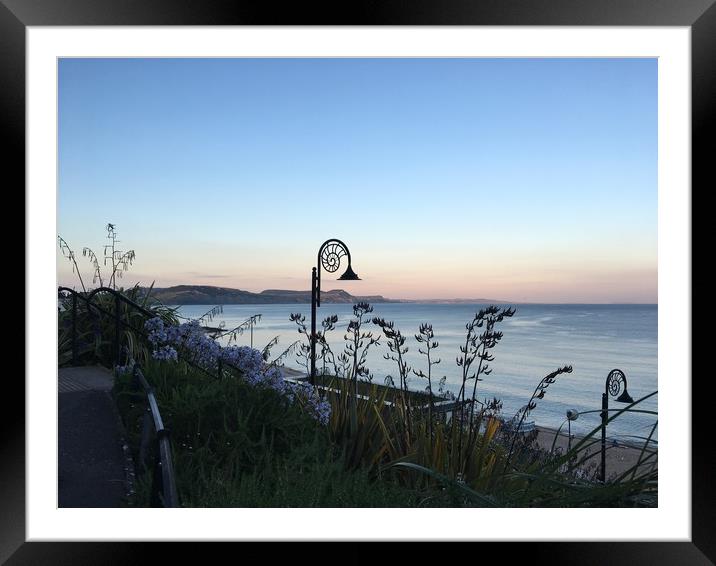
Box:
[310,267,318,384]
[566,409,578,452]
[600,391,608,482]
[309,239,360,386]
[600,368,634,483]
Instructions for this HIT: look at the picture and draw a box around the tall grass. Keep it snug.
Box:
[113,359,430,507]
[302,303,657,507]
[388,392,658,507]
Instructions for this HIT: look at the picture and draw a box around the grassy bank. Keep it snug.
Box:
[113,359,444,507]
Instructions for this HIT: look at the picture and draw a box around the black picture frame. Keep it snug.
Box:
[5,0,709,562]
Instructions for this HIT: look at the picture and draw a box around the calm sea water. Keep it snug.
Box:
[172,303,658,441]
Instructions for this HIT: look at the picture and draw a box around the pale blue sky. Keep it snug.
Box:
[58,58,657,302]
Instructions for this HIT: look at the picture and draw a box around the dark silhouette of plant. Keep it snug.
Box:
[413,323,443,438]
[289,313,312,375]
[504,365,573,471]
[343,303,380,394]
[318,315,341,377]
[58,236,87,292]
[214,314,262,347]
[196,305,224,325]
[174,305,225,337]
[62,224,136,290]
[289,312,345,378]
[265,338,301,366]
[373,316,413,434]
[454,306,515,461]
[81,223,136,289]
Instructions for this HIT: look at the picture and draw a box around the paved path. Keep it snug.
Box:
[58,366,130,507]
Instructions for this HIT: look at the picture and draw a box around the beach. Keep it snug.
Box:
[535,425,656,477]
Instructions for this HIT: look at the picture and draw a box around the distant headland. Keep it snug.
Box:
[146,285,505,305]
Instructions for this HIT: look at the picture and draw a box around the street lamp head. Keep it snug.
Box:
[616,390,634,404]
[606,368,633,404]
[337,264,360,280]
[566,409,579,421]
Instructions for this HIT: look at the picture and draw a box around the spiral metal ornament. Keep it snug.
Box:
[607,369,626,398]
[320,242,347,273]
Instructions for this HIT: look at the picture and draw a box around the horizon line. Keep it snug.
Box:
[58,281,657,306]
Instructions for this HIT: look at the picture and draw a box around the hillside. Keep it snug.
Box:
[149,285,390,305]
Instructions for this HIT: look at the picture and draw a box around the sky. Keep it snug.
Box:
[57,58,657,303]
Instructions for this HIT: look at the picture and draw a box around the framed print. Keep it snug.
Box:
[5,0,710,562]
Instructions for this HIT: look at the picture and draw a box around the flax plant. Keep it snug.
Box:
[454,306,515,469]
[373,316,413,443]
[413,323,442,440]
[503,365,573,473]
[289,313,342,377]
[343,303,380,393]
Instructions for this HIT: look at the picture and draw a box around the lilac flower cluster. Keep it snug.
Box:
[221,345,264,382]
[115,362,135,376]
[153,345,178,362]
[144,317,331,425]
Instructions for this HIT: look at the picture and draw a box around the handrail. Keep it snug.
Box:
[134,367,165,432]
[58,286,243,380]
[132,364,178,507]
[59,286,156,319]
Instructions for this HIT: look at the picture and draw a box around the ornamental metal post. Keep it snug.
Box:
[600,368,634,483]
[600,392,608,482]
[309,239,361,387]
[310,267,318,385]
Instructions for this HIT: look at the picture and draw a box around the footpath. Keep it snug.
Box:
[58,366,130,507]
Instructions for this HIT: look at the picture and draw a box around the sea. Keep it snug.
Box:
[171,303,658,442]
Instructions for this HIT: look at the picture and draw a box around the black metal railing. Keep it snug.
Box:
[132,364,179,508]
[58,287,187,506]
[59,286,157,367]
[58,286,243,380]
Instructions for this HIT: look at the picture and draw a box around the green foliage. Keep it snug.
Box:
[324,379,393,472]
[114,359,425,507]
[171,437,422,508]
[312,304,658,507]
[388,392,658,507]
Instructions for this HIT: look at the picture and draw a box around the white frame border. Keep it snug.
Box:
[27,26,690,541]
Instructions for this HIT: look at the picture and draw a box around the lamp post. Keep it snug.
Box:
[566,409,579,452]
[600,368,634,482]
[310,239,360,386]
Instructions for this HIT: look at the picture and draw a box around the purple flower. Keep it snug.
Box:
[143,316,331,425]
[152,345,178,362]
[115,362,135,376]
